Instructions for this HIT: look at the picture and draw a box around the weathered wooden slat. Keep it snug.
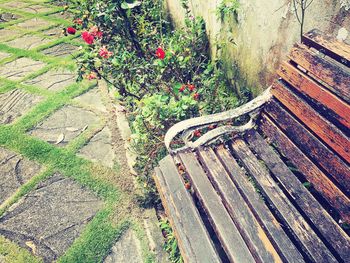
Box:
[278,61,350,129]
[288,44,350,103]
[272,81,350,163]
[245,130,350,260]
[302,29,350,66]
[178,152,255,263]
[198,147,283,263]
[259,113,350,222]
[154,157,221,263]
[264,99,350,193]
[231,139,338,263]
[213,146,306,263]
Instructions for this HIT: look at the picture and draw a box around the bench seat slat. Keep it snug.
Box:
[264,99,350,193]
[154,157,221,263]
[278,61,350,129]
[178,152,255,263]
[198,147,284,263]
[259,113,350,222]
[215,146,305,263]
[288,44,350,103]
[272,81,350,163]
[302,29,350,66]
[245,130,350,260]
[231,139,338,263]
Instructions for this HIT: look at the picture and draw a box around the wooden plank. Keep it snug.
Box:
[206,146,306,263]
[288,44,350,103]
[178,151,255,263]
[216,146,306,263]
[198,147,283,263]
[154,156,221,263]
[230,139,338,263]
[264,99,350,193]
[245,130,350,261]
[278,61,350,129]
[272,81,350,163]
[259,113,350,222]
[302,29,350,66]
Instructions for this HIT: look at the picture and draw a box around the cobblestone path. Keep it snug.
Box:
[0,1,167,262]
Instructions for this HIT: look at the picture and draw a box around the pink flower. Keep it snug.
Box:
[156,47,165,59]
[193,93,200,100]
[86,72,97,80]
[179,85,186,92]
[81,31,94,45]
[73,18,83,25]
[99,46,113,59]
[66,27,76,35]
[90,26,103,38]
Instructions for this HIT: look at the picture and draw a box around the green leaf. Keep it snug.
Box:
[303,182,312,189]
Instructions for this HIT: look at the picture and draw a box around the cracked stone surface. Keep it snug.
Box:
[42,27,64,38]
[16,18,52,31]
[0,52,11,61]
[78,127,115,168]
[0,89,42,124]
[42,43,79,58]
[0,1,28,9]
[0,148,42,204]
[6,35,51,50]
[29,105,99,146]
[49,12,74,20]
[74,88,107,113]
[0,29,22,42]
[0,12,21,23]
[24,68,76,91]
[0,57,46,81]
[0,173,103,262]
[22,5,53,14]
[104,229,143,263]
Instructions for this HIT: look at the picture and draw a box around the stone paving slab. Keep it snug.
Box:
[0,52,11,61]
[6,35,52,50]
[104,229,143,263]
[16,18,52,31]
[0,89,42,124]
[22,5,53,14]
[0,1,28,9]
[41,43,79,58]
[0,173,103,262]
[42,27,64,38]
[29,105,99,146]
[49,12,74,20]
[0,57,46,81]
[0,28,22,42]
[0,148,42,205]
[24,68,76,91]
[0,12,21,23]
[78,127,115,168]
[74,88,107,113]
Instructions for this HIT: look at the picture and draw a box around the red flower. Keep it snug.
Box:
[73,18,83,25]
[194,130,201,137]
[179,85,186,92]
[193,93,200,100]
[86,72,97,80]
[66,27,76,35]
[81,31,94,45]
[156,47,165,59]
[90,26,103,38]
[188,84,195,91]
[99,46,113,59]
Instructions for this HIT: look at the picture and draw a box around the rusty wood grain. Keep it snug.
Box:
[231,139,338,263]
[272,81,350,163]
[245,130,350,261]
[278,61,350,129]
[178,151,255,263]
[259,113,350,222]
[154,157,221,263]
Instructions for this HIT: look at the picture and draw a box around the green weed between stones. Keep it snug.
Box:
[0,0,154,262]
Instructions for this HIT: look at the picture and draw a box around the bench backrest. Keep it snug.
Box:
[259,29,350,222]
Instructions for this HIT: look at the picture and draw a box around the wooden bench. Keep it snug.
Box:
[154,29,350,263]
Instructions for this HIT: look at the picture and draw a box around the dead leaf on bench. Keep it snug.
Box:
[25,241,37,255]
[55,133,65,144]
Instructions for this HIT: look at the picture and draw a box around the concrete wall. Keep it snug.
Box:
[165,0,350,96]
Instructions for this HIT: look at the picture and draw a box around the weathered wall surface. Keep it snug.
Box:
[165,0,350,95]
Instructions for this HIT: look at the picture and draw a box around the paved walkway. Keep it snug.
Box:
[0,1,166,262]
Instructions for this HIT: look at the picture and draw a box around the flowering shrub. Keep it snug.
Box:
[68,0,244,206]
